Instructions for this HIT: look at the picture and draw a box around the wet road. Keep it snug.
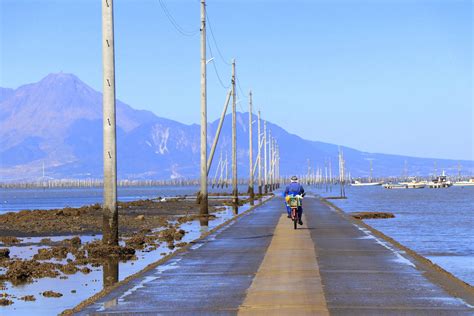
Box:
[78,194,474,315]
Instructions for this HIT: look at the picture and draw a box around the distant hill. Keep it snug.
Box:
[0,73,472,181]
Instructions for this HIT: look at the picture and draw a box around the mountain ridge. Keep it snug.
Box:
[0,73,472,181]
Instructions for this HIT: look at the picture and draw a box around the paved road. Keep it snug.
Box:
[79,194,473,315]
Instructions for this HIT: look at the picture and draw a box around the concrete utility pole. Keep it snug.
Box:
[307,159,311,185]
[263,120,268,193]
[248,91,255,205]
[199,0,208,220]
[102,0,118,246]
[231,59,238,213]
[268,130,272,192]
[272,138,277,190]
[257,111,262,195]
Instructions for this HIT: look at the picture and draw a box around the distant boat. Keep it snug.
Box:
[351,180,383,187]
[453,179,474,187]
[351,160,382,186]
[383,183,407,189]
[427,172,452,188]
[399,178,426,189]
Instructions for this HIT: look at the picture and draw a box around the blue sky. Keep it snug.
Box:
[1,0,472,160]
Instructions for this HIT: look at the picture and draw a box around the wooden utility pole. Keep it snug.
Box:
[102,0,118,246]
[263,120,268,193]
[199,0,208,219]
[231,59,238,212]
[257,111,262,195]
[248,91,255,205]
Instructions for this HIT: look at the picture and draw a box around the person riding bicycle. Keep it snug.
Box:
[284,176,305,225]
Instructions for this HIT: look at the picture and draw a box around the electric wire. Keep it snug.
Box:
[207,40,230,89]
[236,76,248,100]
[158,0,199,37]
[206,11,232,65]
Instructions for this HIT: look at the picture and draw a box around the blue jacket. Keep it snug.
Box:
[284,182,304,196]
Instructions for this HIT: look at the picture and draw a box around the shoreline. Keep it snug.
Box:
[61,194,275,315]
[0,194,272,311]
[320,197,474,305]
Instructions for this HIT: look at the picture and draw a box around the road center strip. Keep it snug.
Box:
[238,214,329,315]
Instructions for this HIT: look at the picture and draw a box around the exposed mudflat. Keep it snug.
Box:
[0,198,229,237]
[350,211,395,219]
[0,195,267,314]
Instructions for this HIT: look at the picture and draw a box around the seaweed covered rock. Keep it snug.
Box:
[0,248,10,259]
[1,260,61,284]
[84,241,135,259]
[42,290,63,298]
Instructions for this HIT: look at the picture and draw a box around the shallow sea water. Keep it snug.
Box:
[314,185,474,285]
[0,192,265,315]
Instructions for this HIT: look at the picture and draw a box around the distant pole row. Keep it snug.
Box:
[100,0,281,245]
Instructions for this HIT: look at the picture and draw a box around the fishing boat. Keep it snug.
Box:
[427,172,452,188]
[383,183,407,189]
[351,160,382,186]
[453,179,474,187]
[351,180,383,186]
[399,178,426,189]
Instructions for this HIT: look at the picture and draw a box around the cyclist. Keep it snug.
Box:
[284,176,305,225]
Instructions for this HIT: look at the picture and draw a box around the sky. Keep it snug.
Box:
[1,0,472,160]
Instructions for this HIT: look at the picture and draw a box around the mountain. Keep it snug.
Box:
[0,73,472,181]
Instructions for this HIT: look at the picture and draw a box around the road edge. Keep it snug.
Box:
[321,197,474,306]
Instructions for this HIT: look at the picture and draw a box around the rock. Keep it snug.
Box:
[0,248,10,259]
[80,267,91,274]
[350,212,395,220]
[0,298,13,305]
[0,236,21,245]
[20,295,36,301]
[63,236,81,246]
[84,241,135,259]
[42,290,63,298]
[60,263,78,275]
[135,215,145,221]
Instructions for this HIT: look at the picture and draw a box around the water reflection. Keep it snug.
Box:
[199,216,209,227]
[103,257,119,288]
[199,224,209,236]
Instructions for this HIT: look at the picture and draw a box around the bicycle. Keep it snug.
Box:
[287,194,303,230]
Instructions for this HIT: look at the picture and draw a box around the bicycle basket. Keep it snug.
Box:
[289,197,299,207]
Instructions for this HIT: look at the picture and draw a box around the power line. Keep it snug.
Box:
[235,89,246,113]
[236,76,248,100]
[206,11,231,65]
[207,41,230,89]
[158,0,199,37]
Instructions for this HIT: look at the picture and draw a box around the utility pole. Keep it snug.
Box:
[268,130,272,192]
[369,160,373,183]
[307,159,311,185]
[263,120,268,194]
[199,0,208,220]
[231,59,238,213]
[257,110,262,196]
[275,144,280,189]
[248,91,255,205]
[272,138,277,190]
[269,136,273,191]
[102,0,118,246]
[225,151,228,188]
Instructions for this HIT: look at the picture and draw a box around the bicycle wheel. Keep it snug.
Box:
[293,213,298,230]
